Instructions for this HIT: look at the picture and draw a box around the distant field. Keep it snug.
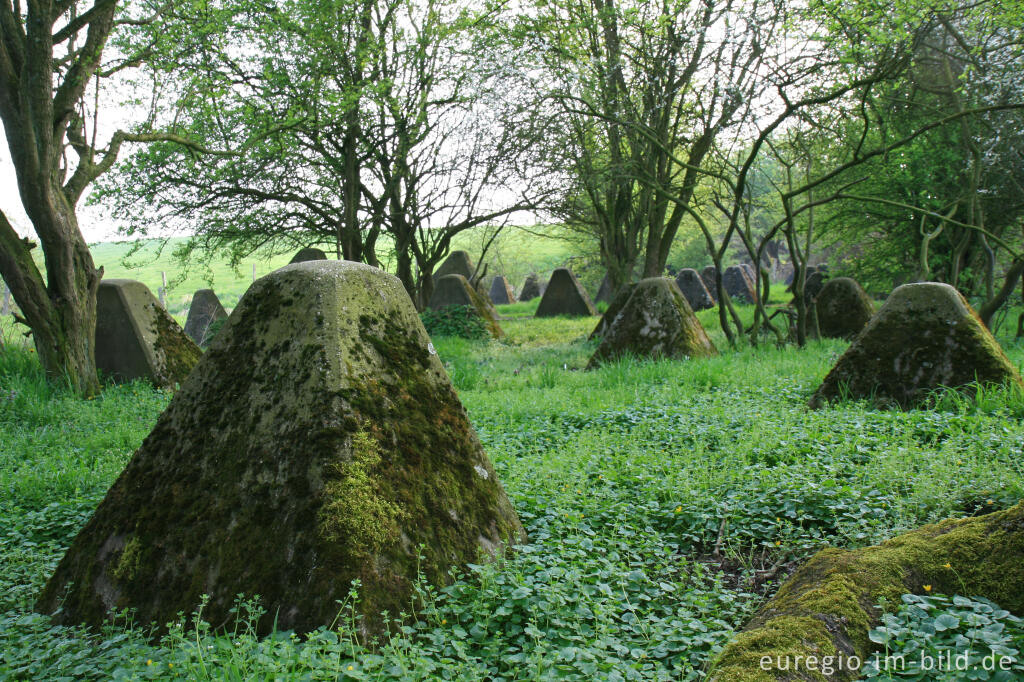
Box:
[76,225,580,317]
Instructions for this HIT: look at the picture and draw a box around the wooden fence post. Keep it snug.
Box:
[158,271,167,309]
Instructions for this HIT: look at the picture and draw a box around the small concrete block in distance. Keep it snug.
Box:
[39,261,525,638]
[428,274,504,338]
[535,268,597,317]
[94,279,200,388]
[810,282,1023,408]
[183,289,228,346]
[519,273,542,302]
[814,277,873,339]
[433,250,475,282]
[674,269,715,311]
[595,274,614,304]
[722,265,756,304]
[588,277,717,368]
[290,247,328,263]
[700,266,718,302]
[489,276,516,305]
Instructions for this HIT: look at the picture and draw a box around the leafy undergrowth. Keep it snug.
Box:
[2,329,1024,680]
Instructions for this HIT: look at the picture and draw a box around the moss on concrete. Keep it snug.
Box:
[427,274,503,338]
[810,282,1022,408]
[38,261,525,639]
[588,278,717,368]
[588,283,636,341]
[710,502,1024,681]
[813,278,873,340]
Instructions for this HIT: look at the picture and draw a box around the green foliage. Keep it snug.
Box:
[2,322,1024,679]
[863,593,1024,680]
[420,306,490,341]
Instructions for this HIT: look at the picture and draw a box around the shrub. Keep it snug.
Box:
[420,306,489,340]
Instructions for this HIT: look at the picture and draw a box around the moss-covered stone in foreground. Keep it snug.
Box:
[38,261,525,637]
[710,503,1024,681]
[810,282,1022,408]
[587,277,717,367]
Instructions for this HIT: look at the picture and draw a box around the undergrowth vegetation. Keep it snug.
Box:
[1,309,1023,680]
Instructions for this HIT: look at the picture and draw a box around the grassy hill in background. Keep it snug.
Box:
[82,225,581,317]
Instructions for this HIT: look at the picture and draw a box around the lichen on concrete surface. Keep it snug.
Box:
[588,277,717,367]
[810,282,1022,408]
[38,261,525,638]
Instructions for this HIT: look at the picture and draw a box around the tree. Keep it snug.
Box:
[100,0,544,308]
[510,0,780,294]
[0,0,208,394]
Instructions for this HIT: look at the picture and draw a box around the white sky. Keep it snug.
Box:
[1,133,123,244]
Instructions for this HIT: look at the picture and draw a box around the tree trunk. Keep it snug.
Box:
[978,258,1024,329]
[0,209,101,396]
[711,502,1024,681]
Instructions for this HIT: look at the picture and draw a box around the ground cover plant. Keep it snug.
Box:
[1,301,1023,680]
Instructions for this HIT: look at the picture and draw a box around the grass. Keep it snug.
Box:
[2,299,1024,679]
[72,225,583,318]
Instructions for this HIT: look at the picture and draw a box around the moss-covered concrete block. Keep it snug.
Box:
[810,282,1022,408]
[428,274,504,338]
[710,502,1024,681]
[535,268,597,318]
[94,279,201,388]
[701,266,719,302]
[814,278,873,340]
[39,261,525,637]
[183,288,227,346]
[675,268,715,311]
[589,282,636,341]
[587,277,717,367]
[595,274,614,304]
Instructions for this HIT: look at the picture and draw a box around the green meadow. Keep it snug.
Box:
[2,284,1024,680]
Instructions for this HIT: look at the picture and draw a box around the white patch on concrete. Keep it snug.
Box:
[474,464,489,479]
[427,342,437,355]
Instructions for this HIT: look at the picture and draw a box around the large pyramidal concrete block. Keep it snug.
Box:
[700,266,718,302]
[94,279,201,388]
[39,261,525,635]
[722,265,756,304]
[535,268,597,317]
[183,288,228,346]
[428,274,504,338]
[588,277,718,367]
[810,282,1023,408]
